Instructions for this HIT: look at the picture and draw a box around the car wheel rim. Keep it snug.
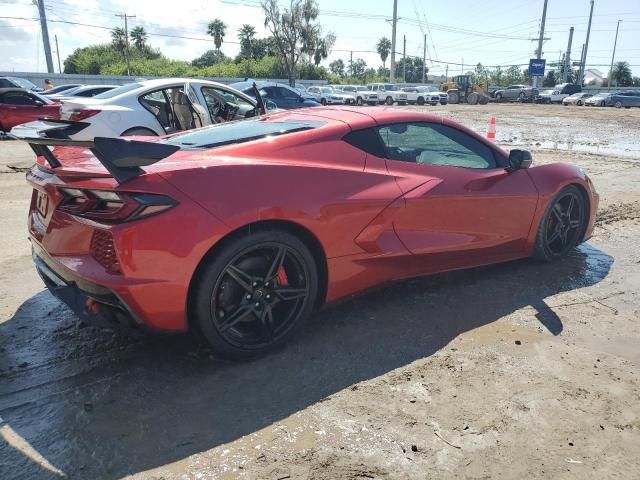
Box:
[211,243,310,349]
[545,192,583,256]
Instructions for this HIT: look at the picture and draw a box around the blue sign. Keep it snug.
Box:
[528,59,546,77]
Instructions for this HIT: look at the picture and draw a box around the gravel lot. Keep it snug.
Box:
[1,104,639,480]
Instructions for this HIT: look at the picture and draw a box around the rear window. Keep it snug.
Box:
[93,82,143,99]
[159,118,325,149]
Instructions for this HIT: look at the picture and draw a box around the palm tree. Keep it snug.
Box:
[130,26,148,50]
[207,19,227,53]
[110,27,127,55]
[238,24,256,58]
[377,37,391,68]
[611,61,632,87]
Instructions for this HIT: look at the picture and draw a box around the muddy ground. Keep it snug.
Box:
[0,104,639,479]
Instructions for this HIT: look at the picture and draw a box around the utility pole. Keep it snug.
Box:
[402,35,406,83]
[563,27,574,82]
[578,0,594,86]
[54,34,62,73]
[533,0,549,89]
[115,13,136,76]
[445,64,449,81]
[422,34,427,83]
[461,58,463,75]
[608,20,622,90]
[390,0,398,82]
[35,0,54,73]
[349,50,353,76]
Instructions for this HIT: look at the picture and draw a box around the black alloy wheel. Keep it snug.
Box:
[193,230,318,359]
[534,186,587,261]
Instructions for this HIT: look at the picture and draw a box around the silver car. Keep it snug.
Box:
[494,84,538,102]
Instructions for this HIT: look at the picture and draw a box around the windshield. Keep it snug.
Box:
[32,91,54,104]
[9,77,38,89]
[93,82,143,99]
[321,87,333,93]
[160,118,325,149]
[384,84,399,91]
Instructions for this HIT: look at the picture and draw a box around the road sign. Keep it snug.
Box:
[528,58,546,77]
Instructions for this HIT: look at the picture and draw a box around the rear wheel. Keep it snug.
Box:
[519,92,526,101]
[417,96,425,105]
[614,101,622,108]
[448,91,460,104]
[192,230,318,360]
[495,93,503,101]
[356,96,363,106]
[467,92,479,105]
[385,96,394,105]
[121,127,157,136]
[479,95,489,105]
[533,186,587,262]
[321,98,327,106]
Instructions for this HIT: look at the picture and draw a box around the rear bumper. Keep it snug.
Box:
[33,247,142,329]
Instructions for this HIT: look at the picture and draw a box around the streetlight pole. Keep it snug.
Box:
[533,0,549,89]
[578,0,595,86]
[390,0,398,83]
[608,20,622,90]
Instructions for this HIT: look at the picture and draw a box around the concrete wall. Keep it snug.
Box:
[0,72,327,88]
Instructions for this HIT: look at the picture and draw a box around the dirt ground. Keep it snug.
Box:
[0,104,639,480]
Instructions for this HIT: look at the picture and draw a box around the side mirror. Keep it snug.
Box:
[299,96,305,103]
[265,100,277,111]
[508,149,533,170]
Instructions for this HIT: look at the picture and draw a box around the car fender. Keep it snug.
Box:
[524,162,596,252]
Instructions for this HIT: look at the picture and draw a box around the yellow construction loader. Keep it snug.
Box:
[440,75,490,105]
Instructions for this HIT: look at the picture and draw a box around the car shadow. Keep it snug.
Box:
[0,243,612,479]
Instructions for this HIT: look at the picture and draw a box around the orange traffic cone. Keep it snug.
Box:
[487,116,496,141]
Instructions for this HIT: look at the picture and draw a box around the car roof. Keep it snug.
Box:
[0,87,31,94]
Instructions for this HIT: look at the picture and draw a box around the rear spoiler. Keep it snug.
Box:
[10,120,180,184]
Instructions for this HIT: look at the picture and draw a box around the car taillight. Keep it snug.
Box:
[66,108,100,121]
[58,188,176,223]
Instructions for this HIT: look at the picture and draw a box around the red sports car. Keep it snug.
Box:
[0,88,60,132]
[13,107,598,359]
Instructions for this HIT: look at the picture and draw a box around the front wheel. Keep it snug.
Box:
[356,96,363,106]
[519,92,525,100]
[192,230,318,360]
[321,98,327,106]
[576,100,583,106]
[533,186,587,262]
[417,96,425,105]
[385,96,394,105]
[614,101,622,108]
[495,93,502,101]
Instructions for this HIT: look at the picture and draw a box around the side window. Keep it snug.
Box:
[140,89,173,131]
[0,79,13,88]
[201,86,254,121]
[3,92,36,105]
[279,87,300,101]
[262,86,280,98]
[377,122,497,169]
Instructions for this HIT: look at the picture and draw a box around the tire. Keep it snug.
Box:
[356,96,363,106]
[533,185,587,262]
[519,92,525,100]
[192,229,318,360]
[385,96,394,105]
[495,93,503,101]
[417,96,425,105]
[614,101,622,108]
[576,100,583,106]
[467,92,479,105]
[121,127,157,137]
[479,95,489,105]
[600,101,605,107]
[321,98,327,106]
[448,91,460,104]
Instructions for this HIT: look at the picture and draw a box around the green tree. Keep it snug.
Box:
[110,27,127,56]
[130,26,148,50]
[394,56,426,83]
[542,70,557,87]
[489,66,503,86]
[238,24,256,59]
[329,59,345,76]
[192,49,228,68]
[376,37,391,68]
[207,18,227,53]
[505,65,522,84]
[351,58,367,79]
[611,61,632,87]
[262,0,326,86]
[633,76,640,87]
[313,32,335,66]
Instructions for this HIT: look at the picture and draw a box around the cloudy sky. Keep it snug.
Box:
[1,0,639,77]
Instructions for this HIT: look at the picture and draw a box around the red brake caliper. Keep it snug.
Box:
[276,267,289,286]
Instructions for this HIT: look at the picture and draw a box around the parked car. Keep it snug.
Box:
[494,85,538,102]
[585,93,612,107]
[48,84,118,102]
[608,91,640,108]
[415,86,447,105]
[232,81,320,110]
[0,88,60,132]
[55,78,269,140]
[328,86,356,105]
[562,92,592,106]
[366,83,408,105]
[306,86,346,105]
[13,107,598,359]
[0,76,43,92]
[339,85,379,105]
[538,83,582,104]
[41,84,83,96]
